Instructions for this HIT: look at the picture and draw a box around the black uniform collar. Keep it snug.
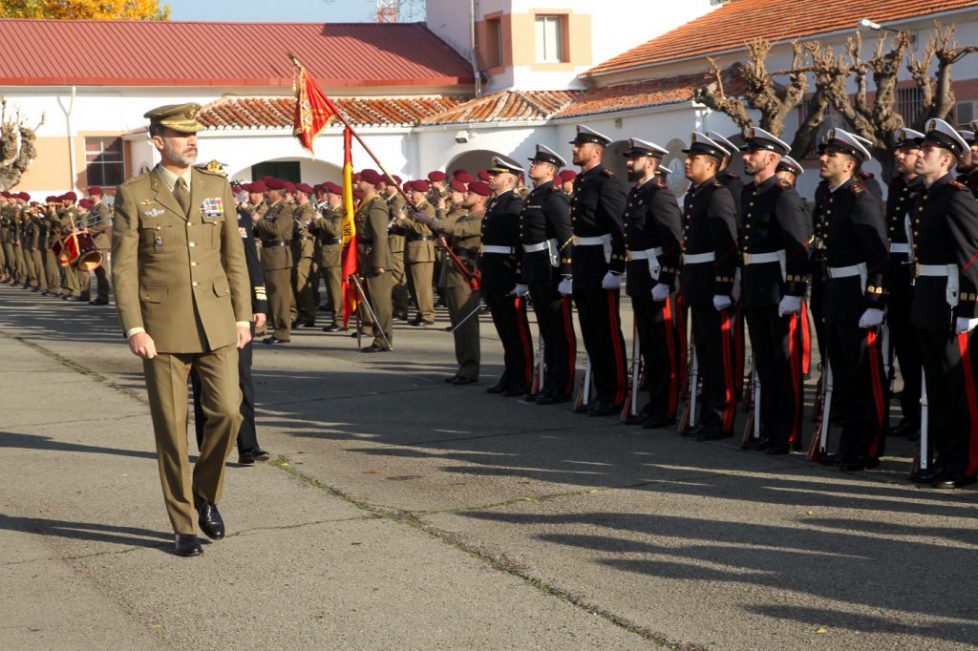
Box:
[747,174,779,194]
[635,177,659,193]
[530,180,554,195]
[578,164,604,180]
[933,173,954,188]
[690,175,717,195]
[828,176,854,194]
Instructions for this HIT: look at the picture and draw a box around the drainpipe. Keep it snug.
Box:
[56,86,77,191]
[470,0,482,97]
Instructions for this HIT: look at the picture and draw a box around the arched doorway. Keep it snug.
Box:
[230,157,343,185]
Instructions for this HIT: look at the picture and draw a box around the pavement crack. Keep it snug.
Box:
[267,453,694,649]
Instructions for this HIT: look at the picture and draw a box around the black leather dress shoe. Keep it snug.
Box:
[444,374,460,384]
[195,499,225,540]
[64,295,81,302]
[238,449,271,464]
[452,376,477,385]
[262,336,290,344]
[766,444,790,455]
[486,383,508,394]
[681,424,705,438]
[741,437,771,451]
[641,415,675,429]
[361,344,389,353]
[410,319,436,327]
[504,385,528,398]
[910,468,943,484]
[536,392,572,405]
[933,475,977,489]
[174,534,203,557]
[322,323,341,332]
[838,459,867,472]
[696,429,733,441]
[588,401,619,417]
[89,298,109,305]
[818,453,841,466]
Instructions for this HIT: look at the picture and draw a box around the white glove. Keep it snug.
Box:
[558,277,573,296]
[858,308,884,329]
[601,272,622,290]
[955,317,978,334]
[510,283,529,297]
[651,283,671,302]
[712,295,732,311]
[778,295,802,317]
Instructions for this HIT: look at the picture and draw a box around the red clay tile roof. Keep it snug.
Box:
[419,90,582,125]
[589,0,978,76]
[200,96,465,129]
[0,19,473,87]
[556,73,736,118]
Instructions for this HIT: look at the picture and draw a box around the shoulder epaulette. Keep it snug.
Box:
[851,182,865,195]
[950,180,969,191]
[653,177,667,189]
[601,169,614,177]
[196,167,225,178]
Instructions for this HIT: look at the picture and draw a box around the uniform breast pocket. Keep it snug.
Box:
[204,220,224,249]
[139,223,173,255]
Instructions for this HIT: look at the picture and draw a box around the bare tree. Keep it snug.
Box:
[908,22,978,127]
[0,98,43,190]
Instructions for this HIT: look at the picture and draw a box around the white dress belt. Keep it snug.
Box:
[682,252,715,265]
[575,234,612,246]
[742,250,784,266]
[915,264,950,276]
[523,240,552,253]
[828,262,868,292]
[482,245,514,255]
[626,246,662,261]
[915,263,960,308]
[889,242,911,254]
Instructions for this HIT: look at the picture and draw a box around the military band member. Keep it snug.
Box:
[253,178,294,344]
[24,201,44,292]
[60,192,89,301]
[681,133,739,440]
[621,138,683,427]
[356,169,394,352]
[480,158,532,396]
[87,186,113,305]
[0,193,13,283]
[380,174,410,321]
[566,125,629,416]
[738,128,812,454]
[910,119,978,489]
[291,182,318,328]
[42,197,62,295]
[416,180,490,384]
[10,195,26,288]
[310,181,345,332]
[815,129,888,471]
[515,145,577,405]
[885,128,925,439]
[112,103,251,557]
[395,180,436,326]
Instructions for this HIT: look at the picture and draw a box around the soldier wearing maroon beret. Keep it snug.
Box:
[253,177,295,343]
[392,178,437,325]
[291,182,319,328]
[309,181,345,332]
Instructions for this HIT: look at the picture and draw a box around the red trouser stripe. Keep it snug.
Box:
[788,313,801,443]
[561,296,577,395]
[720,308,735,432]
[676,293,688,389]
[514,297,533,388]
[866,330,886,458]
[662,296,679,419]
[734,310,745,397]
[800,300,812,376]
[607,290,627,407]
[957,332,978,476]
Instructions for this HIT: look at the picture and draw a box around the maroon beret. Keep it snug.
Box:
[266,178,288,191]
[358,168,382,186]
[477,170,491,182]
[88,186,103,196]
[18,192,30,201]
[411,180,431,193]
[294,183,314,195]
[352,172,361,183]
[323,181,343,195]
[45,195,58,203]
[467,181,491,197]
[449,179,467,193]
[393,175,402,185]
[0,191,9,198]
[63,191,77,201]
[427,170,446,182]
[251,181,269,193]
[452,170,473,184]
[78,198,93,209]
[557,170,578,183]
[283,181,296,193]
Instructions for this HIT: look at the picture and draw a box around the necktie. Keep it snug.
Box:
[174,177,190,215]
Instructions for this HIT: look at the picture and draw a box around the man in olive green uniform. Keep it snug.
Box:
[0,193,12,282]
[394,180,436,326]
[252,178,294,344]
[112,103,251,557]
[290,182,318,328]
[59,193,88,301]
[87,186,113,305]
[416,180,489,383]
[24,202,45,292]
[310,181,345,332]
[356,169,394,352]
[42,198,63,295]
[380,175,409,321]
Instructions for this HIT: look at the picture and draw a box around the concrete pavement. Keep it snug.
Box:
[1,283,977,649]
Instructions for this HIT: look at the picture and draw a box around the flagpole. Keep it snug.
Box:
[288,53,480,290]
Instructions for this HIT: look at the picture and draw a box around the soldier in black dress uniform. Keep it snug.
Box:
[515,144,576,404]
[738,128,812,454]
[910,119,978,489]
[815,129,888,471]
[885,128,925,439]
[680,133,739,440]
[955,125,978,196]
[621,138,683,428]
[482,157,533,397]
[565,125,629,416]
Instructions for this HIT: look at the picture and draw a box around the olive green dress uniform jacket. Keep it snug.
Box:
[400,200,436,263]
[89,200,113,250]
[111,167,251,353]
[357,193,393,273]
[436,207,482,288]
[311,206,344,267]
[253,200,294,270]
[292,202,317,260]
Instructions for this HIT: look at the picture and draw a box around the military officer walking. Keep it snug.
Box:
[111,103,251,557]
[621,138,683,428]
[566,125,629,416]
[253,178,294,344]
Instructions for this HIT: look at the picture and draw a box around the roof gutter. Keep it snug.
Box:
[55,86,76,192]
[583,5,978,81]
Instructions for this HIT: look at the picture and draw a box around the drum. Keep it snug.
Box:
[50,237,69,267]
[63,230,104,271]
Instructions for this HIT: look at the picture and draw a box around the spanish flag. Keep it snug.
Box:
[290,54,336,156]
[340,127,359,327]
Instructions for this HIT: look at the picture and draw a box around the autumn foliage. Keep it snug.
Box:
[0,0,170,20]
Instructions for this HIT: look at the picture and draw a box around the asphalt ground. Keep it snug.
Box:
[1,281,977,650]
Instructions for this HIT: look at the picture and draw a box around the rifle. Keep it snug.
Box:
[807,358,833,462]
[530,333,545,397]
[678,340,698,433]
[620,322,643,424]
[741,366,760,448]
[573,355,593,413]
[911,369,930,478]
